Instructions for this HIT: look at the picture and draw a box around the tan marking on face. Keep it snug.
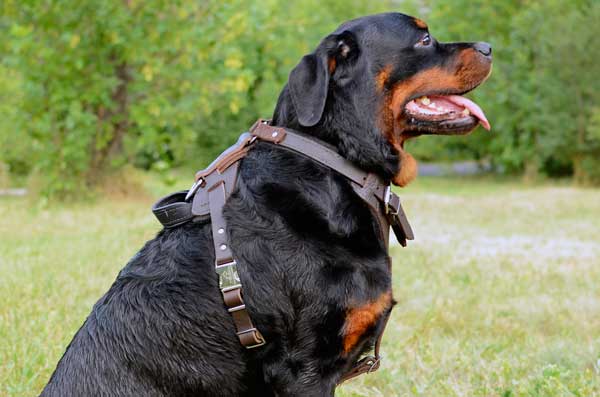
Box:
[328,57,337,74]
[413,18,428,29]
[393,150,418,187]
[375,65,392,92]
[342,291,392,354]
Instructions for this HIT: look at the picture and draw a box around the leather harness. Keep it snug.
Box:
[152,119,414,383]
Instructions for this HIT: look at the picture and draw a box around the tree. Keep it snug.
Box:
[1,0,398,198]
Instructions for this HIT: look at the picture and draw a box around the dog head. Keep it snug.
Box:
[272,12,492,186]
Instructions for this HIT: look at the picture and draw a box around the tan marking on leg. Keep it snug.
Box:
[342,291,392,354]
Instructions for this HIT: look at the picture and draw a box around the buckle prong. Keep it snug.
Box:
[185,177,206,201]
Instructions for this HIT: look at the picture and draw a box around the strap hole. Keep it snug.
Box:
[219,244,227,251]
[218,228,225,234]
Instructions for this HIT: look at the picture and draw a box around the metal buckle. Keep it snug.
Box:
[237,328,266,349]
[228,304,246,313]
[185,177,206,201]
[216,260,241,290]
[383,186,399,215]
[364,356,381,373]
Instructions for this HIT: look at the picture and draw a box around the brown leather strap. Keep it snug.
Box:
[350,175,391,248]
[250,120,369,187]
[195,133,254,181]
[205,162,266,349]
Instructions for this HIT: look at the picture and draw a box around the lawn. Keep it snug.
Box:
[1,175,599,396]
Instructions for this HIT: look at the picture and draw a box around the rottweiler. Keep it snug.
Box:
[41,12,491,397]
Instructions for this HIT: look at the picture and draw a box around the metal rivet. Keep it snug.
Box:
[220,244,227,251]
[217,228,225,234]
[272,131,278,137]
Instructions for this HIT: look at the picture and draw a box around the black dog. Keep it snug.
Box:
[41,12,491,396]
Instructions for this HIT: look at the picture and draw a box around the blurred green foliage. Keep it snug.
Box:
[411,0,600,184]
[0,0,598,198]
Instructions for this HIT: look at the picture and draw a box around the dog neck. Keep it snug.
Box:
[271,86,400,183]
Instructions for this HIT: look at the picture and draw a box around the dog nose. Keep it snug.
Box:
[473,42,492,58]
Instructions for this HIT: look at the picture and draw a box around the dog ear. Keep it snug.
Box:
[288,31,357,127]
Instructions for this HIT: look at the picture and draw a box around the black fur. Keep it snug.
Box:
[41,12,487,396]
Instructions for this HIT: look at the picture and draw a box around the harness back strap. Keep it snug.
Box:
[151,119,414,381]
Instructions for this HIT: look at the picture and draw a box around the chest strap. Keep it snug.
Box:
[151,120,414,380]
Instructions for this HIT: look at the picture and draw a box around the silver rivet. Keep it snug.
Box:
[220,244,227,251]
[272,131,278,137]
[217,228,225,234]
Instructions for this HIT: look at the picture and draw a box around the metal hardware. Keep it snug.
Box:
[221,284,242,293]
[383,185,399,216]
[383,186,392,214]
[227,304,246,313]
[366,357,381,373]
[185,177,206,201]
[216,260,241,289]
[237,328,266,348]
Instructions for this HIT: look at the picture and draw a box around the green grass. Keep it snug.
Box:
[1,175,599,396]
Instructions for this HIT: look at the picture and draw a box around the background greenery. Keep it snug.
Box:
[1,0,599,199]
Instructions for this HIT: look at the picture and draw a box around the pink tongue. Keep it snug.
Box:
[444,95,491,130]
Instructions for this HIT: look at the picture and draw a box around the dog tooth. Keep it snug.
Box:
[462,108,471,116]
[421,96,430,105]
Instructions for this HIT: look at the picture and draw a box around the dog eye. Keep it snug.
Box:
[420,34,431,46]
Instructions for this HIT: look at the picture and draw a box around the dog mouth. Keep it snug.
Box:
[401,93,491,138]
[388,90,491,187]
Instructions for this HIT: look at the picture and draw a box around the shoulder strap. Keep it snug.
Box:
[250,120,368,187]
